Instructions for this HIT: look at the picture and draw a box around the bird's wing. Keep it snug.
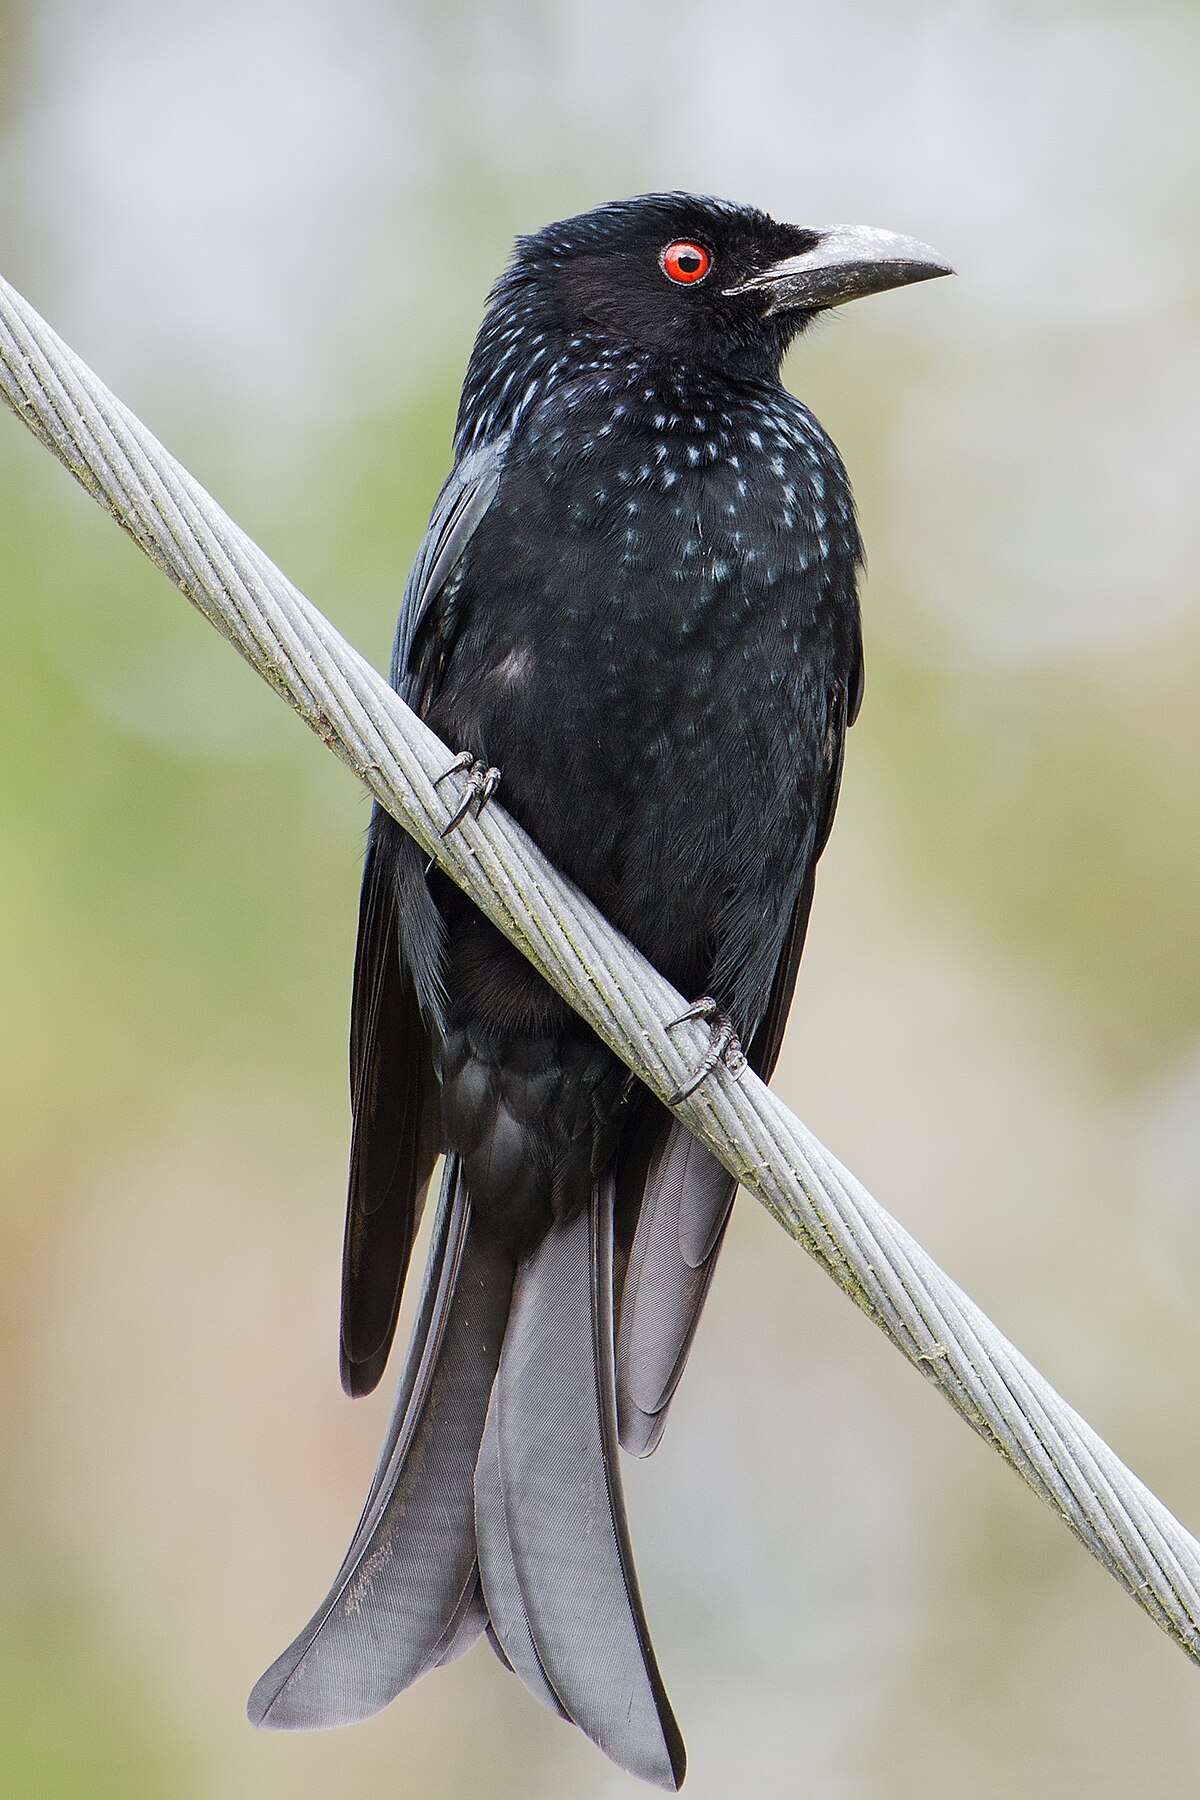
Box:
[339,437,508,1398]
[339,821,442,1396]
[391,435,509,708]
[745,665,858,1081]
[616,665,860,1456]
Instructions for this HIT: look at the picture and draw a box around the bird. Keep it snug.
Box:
[248,193,950,1787]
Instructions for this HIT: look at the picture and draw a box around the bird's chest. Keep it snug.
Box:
[436,384,858,937]
[484,408,846,707]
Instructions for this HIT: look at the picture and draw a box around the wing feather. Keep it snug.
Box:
[616,670,858,1455]
[339,437,509,1396]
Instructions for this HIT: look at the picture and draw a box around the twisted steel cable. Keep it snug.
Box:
[2,269,1199,1665]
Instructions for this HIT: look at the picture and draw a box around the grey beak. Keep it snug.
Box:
[726,224,953,313]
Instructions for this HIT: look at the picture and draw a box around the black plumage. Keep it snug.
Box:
[249,193,949,1787]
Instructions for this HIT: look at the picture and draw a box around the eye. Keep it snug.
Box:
[660,240,711,285]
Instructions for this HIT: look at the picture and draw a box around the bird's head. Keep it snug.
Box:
[458,192,951,447]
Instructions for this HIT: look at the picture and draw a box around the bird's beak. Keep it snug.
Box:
[725,225,953,313]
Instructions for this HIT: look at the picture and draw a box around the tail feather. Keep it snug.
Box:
[475,1382,571,1718]
[483,1176,686,1790]
[248,1159,511,1728]
[617,1122,735,1458]
[433,1573,490,1669]
[251,1161,685,1783]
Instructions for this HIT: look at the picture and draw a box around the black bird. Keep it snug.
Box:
[249,194,950,1786]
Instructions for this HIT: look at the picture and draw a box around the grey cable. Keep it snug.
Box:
[2,269,1198,1666]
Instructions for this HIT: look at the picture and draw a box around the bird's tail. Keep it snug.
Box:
[249,1160,684,1791]
[477,1171,685,1788]
[247,1159,508,1726]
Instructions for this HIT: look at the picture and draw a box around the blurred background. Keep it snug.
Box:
[2,0,1200,1794]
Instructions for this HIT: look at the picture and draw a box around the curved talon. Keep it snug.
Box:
[437,753,502,836]
[434,751,475,785]
[666,996,746,1104]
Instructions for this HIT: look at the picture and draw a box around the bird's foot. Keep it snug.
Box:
[435,751,502,836]
[666,996,747,1104]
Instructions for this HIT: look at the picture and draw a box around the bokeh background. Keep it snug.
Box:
[3,1,1200,1794]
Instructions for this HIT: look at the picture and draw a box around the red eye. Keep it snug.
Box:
[661,240,711,284]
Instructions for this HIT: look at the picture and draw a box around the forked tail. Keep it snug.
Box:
[250,1161,684,1790]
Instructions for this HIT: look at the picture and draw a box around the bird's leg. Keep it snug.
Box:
[435,751,502,836]
[665,996,747,1104]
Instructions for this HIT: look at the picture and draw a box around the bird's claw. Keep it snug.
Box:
[435,752,501,836]
[666,996,747,1103]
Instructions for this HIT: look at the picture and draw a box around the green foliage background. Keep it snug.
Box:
[3,2,1200,1794]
